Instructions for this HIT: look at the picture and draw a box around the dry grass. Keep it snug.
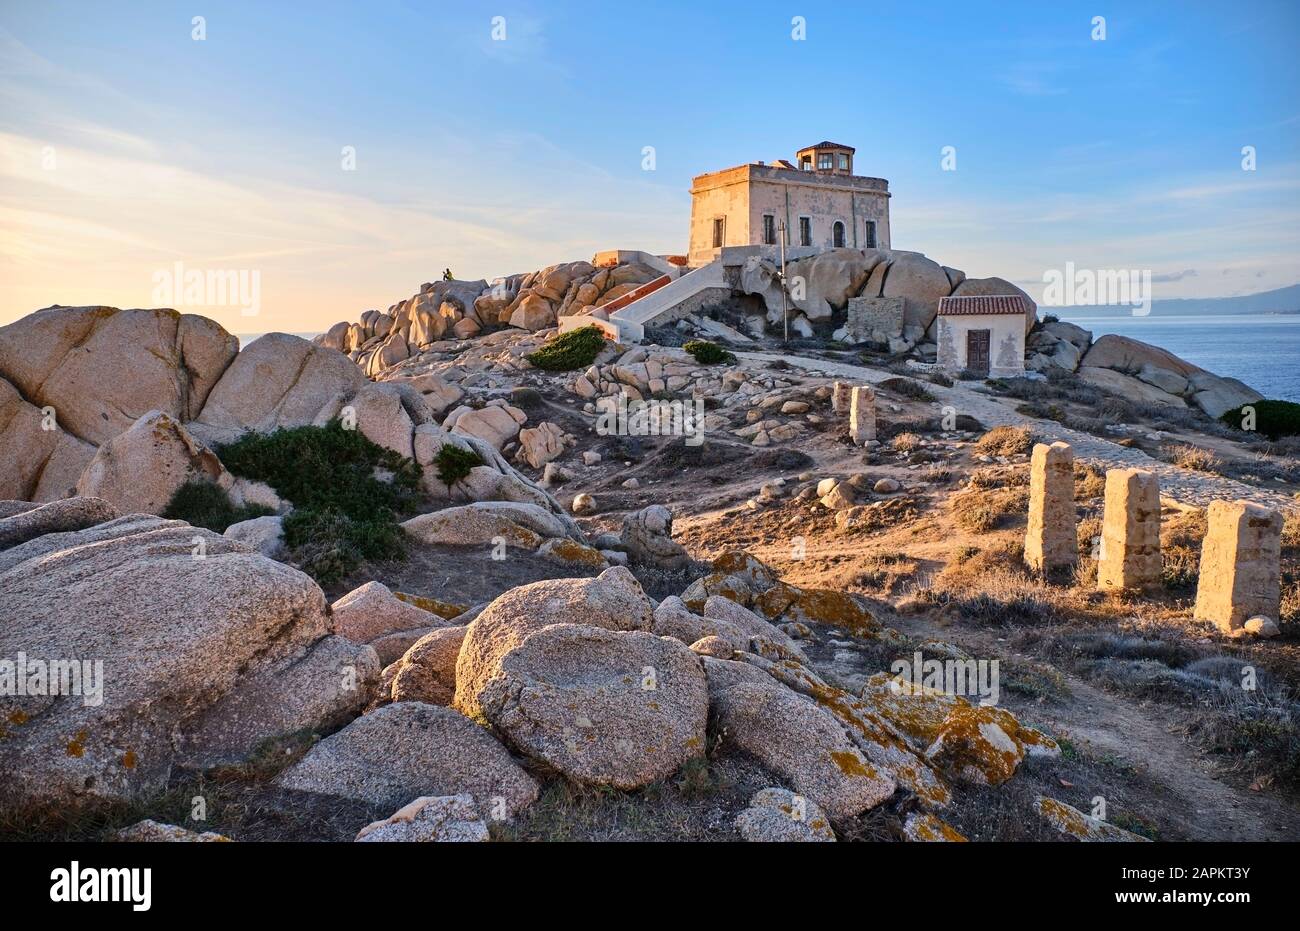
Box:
[1074,461,1106,500]
[1166,443,1222,473]
[973,425,1034,457]
[892,432,924,454]
[950,486,1028,534]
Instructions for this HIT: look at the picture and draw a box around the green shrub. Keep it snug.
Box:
[1221,399,1300,440]
[162,480,272,533]
[525,326,607,371]
[434,444,484,488]
[216,420,423,586]
[682,339,737,366]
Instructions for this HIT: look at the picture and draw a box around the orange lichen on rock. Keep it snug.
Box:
[755,582,880,635]
[394,591,469,619]
[1036,795,1151,842]
[903,811,968,842]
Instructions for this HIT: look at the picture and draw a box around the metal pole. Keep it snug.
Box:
[778,220,788,344]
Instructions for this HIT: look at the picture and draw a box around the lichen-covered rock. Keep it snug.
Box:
[0,515,333,812]
[454,566,656,722]
[902,811,967,842]
[331,580,451,645]
[0,496,118,552]
[710,550,779,592]
[355,794,489,842]
[1036,796,1151,842]
[701,596,810,664]
[740,654,950,809]
[275,702,538,818]
[689,635,734,659]
[477,624,708,788]
[710,679,896,820]
[536,536,607,568]
[734,787,836,842]
[754,582,880,636]
[680,572,753,611]
[75,410,229,515]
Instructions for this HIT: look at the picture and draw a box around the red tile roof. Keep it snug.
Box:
[937,295,1028,316]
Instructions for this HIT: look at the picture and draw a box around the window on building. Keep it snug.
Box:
[863,219,877,249]
[762,214,776,246]
[832,221,846,248]
[800,156,812,171]
[817,153,833,170]
[712,217,724,248]
[837,153,850,171]
[798,216,812,247]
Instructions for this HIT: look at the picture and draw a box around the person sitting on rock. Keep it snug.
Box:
[442,268,454,281]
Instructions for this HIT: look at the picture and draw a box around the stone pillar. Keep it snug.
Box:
[832,381,854,414]
[1194,500,1283,634]
[848,386,876,444]
[1024,441,1077,572]
[1097,469,1162,591]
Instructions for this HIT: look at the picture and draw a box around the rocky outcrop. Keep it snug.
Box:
[477,624,708,788]
[0,306,238,445]
[454,567,655,722]
[376,626,468,706]
[619,504,689,569]
[0,515,343,812]
[0,496,118,551]
[0,376,97,502]
[75,410,229,514]
[190,333,366,445]
[1078,334,1263,418]
[275,701,539,818]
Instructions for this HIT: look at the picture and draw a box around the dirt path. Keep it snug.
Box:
[870,607,1300,841]
[738,351,1296,511]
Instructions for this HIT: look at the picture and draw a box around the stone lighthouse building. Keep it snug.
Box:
[687,141,892,267]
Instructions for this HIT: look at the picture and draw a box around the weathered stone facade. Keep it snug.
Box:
[1193,500,1283,634]
[844,296,906,346]
[848,386,876,444]
[688,145,891,268]
[1024,441,1077,571]
[1097,469,1162,591]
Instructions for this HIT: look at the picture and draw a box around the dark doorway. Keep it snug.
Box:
[967,329,991,376]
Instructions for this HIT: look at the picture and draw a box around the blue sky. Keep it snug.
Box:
[2,0,1298,332]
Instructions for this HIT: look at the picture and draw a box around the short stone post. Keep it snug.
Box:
[848,386,876,444]
[832,381,854,414]
[1024,441,1077,572]
[1097,468,1162,591]
[1194,500,1283,635]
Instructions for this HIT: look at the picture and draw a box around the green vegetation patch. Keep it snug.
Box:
[161,481,272,533]
[211,420,423,586]
[1221,399,1300,440]
[525,326,607,371]
[433,443,484,488]
[682,339,737,366]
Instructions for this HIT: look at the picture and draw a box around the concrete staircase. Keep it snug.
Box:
[559,259,727,343]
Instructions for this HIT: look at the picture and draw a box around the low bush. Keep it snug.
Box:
[973,425,1034,457]
[162,481,272,533]
[682,339,737,366]
[215,420,423,586]
[525,326,607,371]
[1221,399,1300,440]
[433,444,484,488]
